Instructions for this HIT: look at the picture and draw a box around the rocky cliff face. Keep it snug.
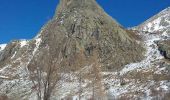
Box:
[27,0,144,71]
[134,7,170,36]
[0,0,144,99]
[135,7,170,60]
[0,0,170,100]
[157,40,170,59]
[127,6,170,100]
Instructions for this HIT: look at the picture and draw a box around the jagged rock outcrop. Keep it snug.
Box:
[124,6,170,99]
[2,1,170,100]
[157,40,170,59]
[0,0,144,72]
[135,7,170,60]
[0,0,149,99]
[134,7,170,36]
[28,0,144,71]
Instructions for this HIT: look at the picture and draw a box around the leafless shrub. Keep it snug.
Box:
[28,44,64,100]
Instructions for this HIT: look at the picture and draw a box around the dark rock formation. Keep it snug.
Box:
[27,0,144,71]
[0,0,145,72]
[2,1,170,99]
[157,40,170,59]
[0,0,144,72]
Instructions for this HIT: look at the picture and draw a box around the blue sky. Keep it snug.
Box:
[0,0,169,44]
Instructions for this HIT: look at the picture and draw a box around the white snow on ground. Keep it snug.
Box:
[0,65,10,72]
[1,30,169,99]
[0,78,33,99]
[139,7,170,33]
[0,7,170,99]
[20,40,28,47]
[0,76,9,79]
[11,51,17,59]
[143,17,164,32]
[25,38,42,74]
[34,26,45,39]
[104,72,170,99]
[32,38,41,55]
[102,29,170,99]
[0,38,42,100]
[0,44,7,51]
[120,33,164,75]
[0,31,169,99]
[53,72,93,99]
[162,30,169,37]
[0,62,33,99]
[159,81,170,91]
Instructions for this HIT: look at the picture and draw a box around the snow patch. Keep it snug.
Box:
[120,33,164,75]
[159,81,170,91]
[0,65,10,72]
[32,38,42,55]
[20,40,28,47]
[11,51,17,59]
[143,17,165,33]
[137,7,170,34]
[0,44,7,51]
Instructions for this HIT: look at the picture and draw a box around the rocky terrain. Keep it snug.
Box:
[0,0,170,100]
[157,40,170,59]
[134,7,170,36]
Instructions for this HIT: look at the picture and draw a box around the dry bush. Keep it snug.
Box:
[87,50,107,100]
[126,30,143,41]
[29,44,64,100]
[0,94,8,100]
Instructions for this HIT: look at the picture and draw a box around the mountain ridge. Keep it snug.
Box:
[134,6,170,36]
[0,1,170,100]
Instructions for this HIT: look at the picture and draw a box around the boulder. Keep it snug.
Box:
[157,40,170,59]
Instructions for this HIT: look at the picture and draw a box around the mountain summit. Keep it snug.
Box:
[1,1,170,100]
[0,0,144,99]
[135,7,170,36]
[33,0,144,71]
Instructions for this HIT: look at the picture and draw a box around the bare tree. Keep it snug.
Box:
[73,49,87,100]
[88,50,106,100]
[72,48,106,100]
[28,44,64,100]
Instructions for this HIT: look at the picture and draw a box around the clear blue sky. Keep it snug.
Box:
[0,0,170,44]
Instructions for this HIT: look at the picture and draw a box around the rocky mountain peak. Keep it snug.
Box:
[0,44,6,51]
[0,1,146,99]
[56,0,97,14]
[35,0,144,71]
[0,0,144,72]
[134,7,170,35]
[162,6,170,13]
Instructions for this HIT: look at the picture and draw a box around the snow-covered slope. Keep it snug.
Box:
[0,2,170,100]
[100,7,170,99]
[0,38,42,99]
[0,0,143,99]
[135,7,170,36]
[103,31,170,99]
[0,44,7,51]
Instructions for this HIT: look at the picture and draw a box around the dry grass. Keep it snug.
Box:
[126,30,143,41]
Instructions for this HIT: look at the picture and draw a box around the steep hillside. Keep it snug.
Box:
[135,7,170,36]
[2,0,170,100]
[120,6,170,100]
[0,0,144,99]
[134,6,170,60]
[32,0,144,71]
